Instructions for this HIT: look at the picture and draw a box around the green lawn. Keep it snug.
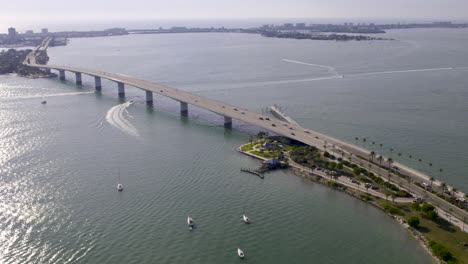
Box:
[241,143,254,151]
[251,150,280,159]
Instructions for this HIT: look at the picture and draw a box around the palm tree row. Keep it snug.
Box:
[354,135,446,195]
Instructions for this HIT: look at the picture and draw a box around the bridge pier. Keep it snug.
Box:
[94,76,102,92]
[59,70,65,80]
[180,102,188,116]
[45,68,51,75]
[224,116,232,129]
[145,91,153,106]
[75,72,82,85]
[117,82,125,98]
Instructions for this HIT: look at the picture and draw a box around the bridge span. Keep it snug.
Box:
[24,46,468,223]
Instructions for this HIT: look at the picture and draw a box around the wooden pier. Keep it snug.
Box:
[240,168,264,179]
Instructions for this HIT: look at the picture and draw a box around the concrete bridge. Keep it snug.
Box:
[24,48,468,223]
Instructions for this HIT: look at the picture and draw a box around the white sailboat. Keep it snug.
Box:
[243,214,250,224]
[237,248,245,259]
[117,169,123,192]
[187,216,194,230]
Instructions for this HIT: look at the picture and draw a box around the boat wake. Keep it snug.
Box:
[105,101,140,138]
[3,91,94,100]
[282,59,337,73]
[351,67,454,77]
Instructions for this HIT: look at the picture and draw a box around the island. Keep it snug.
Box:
[0,48,52,78]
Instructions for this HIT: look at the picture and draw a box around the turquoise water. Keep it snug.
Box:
[2,28,465,263]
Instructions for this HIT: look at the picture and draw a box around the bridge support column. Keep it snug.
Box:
[94,76,102,92]
[145,91,153,106]
[180,102,188,116]
[224,116,232,129]
[45,68,51,75]
[75,72,82,85]
[59,70,65,80]
[118,82,125,98]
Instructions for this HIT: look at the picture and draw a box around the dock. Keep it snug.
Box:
[240,168,264,179]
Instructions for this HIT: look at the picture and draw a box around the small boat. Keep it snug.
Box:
[187,216,194,230]
[117,169,123,192]
[237,248,245,259]
[243,214,250,224]
[41,100,47,104]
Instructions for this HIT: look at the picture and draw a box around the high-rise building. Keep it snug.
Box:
[8,27,17,38]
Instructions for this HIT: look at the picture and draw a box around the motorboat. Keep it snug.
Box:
[243,214,250,224]
[237,248,245,259]
[41,100,47,104]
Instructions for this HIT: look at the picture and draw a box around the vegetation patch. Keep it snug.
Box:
[382,204,404,215]
[429,241,454,263]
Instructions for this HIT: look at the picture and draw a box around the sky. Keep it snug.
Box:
[1,0,468,31]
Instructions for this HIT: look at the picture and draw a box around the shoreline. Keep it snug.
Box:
[237,142,453,264]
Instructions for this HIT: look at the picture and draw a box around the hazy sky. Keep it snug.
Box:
[2,0,468,21]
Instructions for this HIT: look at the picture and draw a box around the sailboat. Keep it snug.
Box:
[243,214,250,224]
[237,248,245,259]
[117,169,124,192]
[187,216,194,230]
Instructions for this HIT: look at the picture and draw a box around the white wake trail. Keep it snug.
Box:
[282,59,337,73]
[351,67,454,77]
[4,91,94,100]
[105,102,140,138]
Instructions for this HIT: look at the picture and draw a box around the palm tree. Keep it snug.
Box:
[387,173,392,182]
[441,182,447,195]
[389,148,394,159]
[429,176,434,188]
[379,143,383,155]
[377,155,383,167]
[439,168,443,179]
[369,151,376,162]
[362,138,367,148]
[387,157,394,170]
[397,152,402,162]
[418,158,422,170]
[355,137,359,146]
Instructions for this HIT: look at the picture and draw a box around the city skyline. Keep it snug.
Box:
[2,0,468,23]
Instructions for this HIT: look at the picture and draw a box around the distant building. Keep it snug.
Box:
[8,27,17,38]
[295,23,306,29]
[41,28,48,34]
[25,30,34,35]
[283,23,294,29]
[170,27,188,32]
[263,158,281,166]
